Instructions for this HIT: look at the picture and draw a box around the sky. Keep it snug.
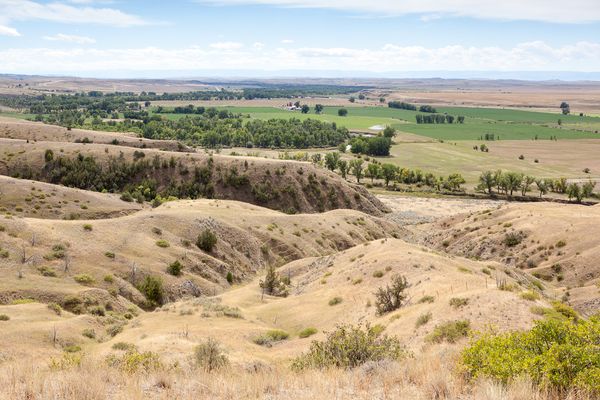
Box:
[0,0,599,79]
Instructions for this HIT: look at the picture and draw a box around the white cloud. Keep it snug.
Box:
[43,33,96,44]
[253,41,265,49]
[195,0,600,23]
[1,41,599,74]
[0,0,147,34]
[0,24,20,36]
[281,39,294,44]
[209,41,243,50]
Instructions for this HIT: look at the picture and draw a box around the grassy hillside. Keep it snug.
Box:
[0,139,388,216]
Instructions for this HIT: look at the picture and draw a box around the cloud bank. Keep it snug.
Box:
[196,0,600,23]
[1,41,599,74]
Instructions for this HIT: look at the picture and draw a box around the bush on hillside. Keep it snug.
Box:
[462,316,600,394]
[292,324,406,370]
[374,274,409,315]
[196,229,217,252]
[194,338,229,372]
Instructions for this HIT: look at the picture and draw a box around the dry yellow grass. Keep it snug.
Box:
[0,175,143,219]
[424,202,600,314]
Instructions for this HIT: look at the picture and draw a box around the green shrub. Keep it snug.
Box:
[73,274,95,285]
[106,324,124,337]
[112,342,137,351]
[106,350,162,373]
[462,316,600,394]
[103,274,114,283]
[63,345,81,353]
[137,276,164,307]
[38,266,58,277]
[82,328,96,339]
[194,338,229,371]
[372,270,384,278]
[415,312,432,328]
[196,229,217,252]
[104,251,115,259]
[253,329,290,346]
[89,306,105,316]
[449,297,469,309]
[226,271,233,284]
[47,302,62,315]
[374,274,409,315]
[328,297,343,306]
[520,291,540,301]
[166,260,183,276]
[426,320,470,343]
[556,240,567,248]
[292,324,406,370]
[155,239,170,248]
[83,224,93,231]
[0,314,9,321]
[298,327,318,338]
[418,295,435,304]
[504,233,522,247]
[259,265,289,297]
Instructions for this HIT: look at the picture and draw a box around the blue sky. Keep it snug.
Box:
[0,0,599,78]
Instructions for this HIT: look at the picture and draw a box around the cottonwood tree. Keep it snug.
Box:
[521,175,535,196]
[350,159,364,183]
[324,152,340,171]
[536,179,548,198]
[477,171,496,194]
[338,160,348,179]
[381,163,398,186]
[504,172,523,196]
[366,163,380,183]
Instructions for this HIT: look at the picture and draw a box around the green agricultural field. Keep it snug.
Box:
[154,104,600,141]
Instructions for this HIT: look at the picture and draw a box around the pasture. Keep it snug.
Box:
[154,104,600,140]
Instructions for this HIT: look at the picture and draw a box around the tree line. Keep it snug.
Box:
[415,114,465,124]
[388,101,437,113]
[477,170,596,202]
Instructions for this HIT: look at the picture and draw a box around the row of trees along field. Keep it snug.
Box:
[280,150,466,192]
[386,100,465,124]
[0,85,370,112]
[477,170,597,202]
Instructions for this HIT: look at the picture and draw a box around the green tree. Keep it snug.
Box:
[338,108,348,117]
[301,104,310,114]
[350,159,364,183]
[324,152,341,171]
[338,160,348,179]
[521,175,535,196]
[349,97,355,103]
[504,172,523,196]
[536,179,548,198]
[259,265,288,297]
[381,163,397,187]
[581,180,595,200]
[446,173,466,191]
[315,104,324,114]
[566,183,582,202]
[382,126,396,138]
[366,163,381,183]
[477,170,496,194]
